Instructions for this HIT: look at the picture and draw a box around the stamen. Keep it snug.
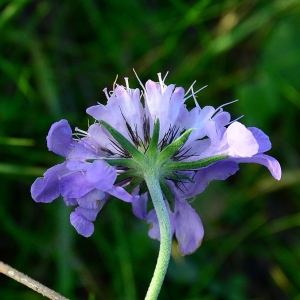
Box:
[74,127,89,137]
[214,99,238,115]
[162,71,169,83]
[228,115,244,125]
[124,77,130,91]
[184,85,207,102]
[133,69,147,94]
[184,80,197,96]
[113,75,119,94]
[103,88,110,100]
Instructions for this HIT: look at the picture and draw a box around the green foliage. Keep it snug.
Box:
[1,0,299,299]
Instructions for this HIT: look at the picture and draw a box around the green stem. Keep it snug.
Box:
[144,170,172,300]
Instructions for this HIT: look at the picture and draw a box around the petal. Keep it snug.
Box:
[77,189,106,209]
[146,209,160,240]
[63,198,78,206]
[46,119,74,157]
[212,111,231,127]
[31,163,68,203]
[66,160,89,171]
[70,211,94,237]
[248,127,271,153]
[178,161,239,198]
[75,205,103,221]
[146,201,175,240]
[86,160,117,191]
[60,172,93,198]
[174,200,204,255]
[106,186,137,202]
[233,153,281,180]
[132,192,148,219]
[225,122,259,157]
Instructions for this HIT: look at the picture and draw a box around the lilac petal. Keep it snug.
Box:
[46,119,74,157]
[88,124,116,152]
[174,200,204,255]
[248,127,271,153]
[31,163,68,203]
[77,189,106,209]
[60,172,93,198]
[132,192,148,219]
[86,104,104,120]
[70,211,94,237]
[178,161,239,198]
[147,209,160,240]
[66,161,89,171]
[86,160,117,191]
[106,186,136,202]
[226,122,259,157]
[75,205,103,221]
[234,153,281,180]
[212,111,231,127]
[67,139,100,161]
[64,198,78,206]
[146,201,175,240]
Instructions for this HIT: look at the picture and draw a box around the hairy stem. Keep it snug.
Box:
[144,170,172,300]
[0,261,68,300]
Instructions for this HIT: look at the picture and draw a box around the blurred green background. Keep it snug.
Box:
[1,0,300,299]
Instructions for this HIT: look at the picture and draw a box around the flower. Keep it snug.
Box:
[31,119,136,237]
[31,72,281,254]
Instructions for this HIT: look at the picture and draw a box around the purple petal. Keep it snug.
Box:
[132,192,148,219]
[225,122,259,157]
[86,104,104,120]
[86,160,117,191]
[77,189,106,209]
[75,205,103,221]
[106,186,137,202]
[233,153,281,180]
[146,209,160,240]
[60,172,93,198]
[178,161,239,198]
[212,111,231,127]
[46,119,74,157]
[146,201,175,240]
[248,127,271,153]
[70,211,94,237]
[66,161,89,171]
[174,200,204,255]
[31,163,68,203]
[63,198,78,206]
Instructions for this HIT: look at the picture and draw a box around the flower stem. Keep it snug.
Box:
[144,170,172,300]
[0,261,68,300]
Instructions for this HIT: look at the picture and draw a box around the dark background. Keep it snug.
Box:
[1,0,300,299]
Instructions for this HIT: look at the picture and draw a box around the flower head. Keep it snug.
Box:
[31,73,281,254]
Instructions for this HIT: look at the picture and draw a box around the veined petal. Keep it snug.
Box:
[46,119,74,157]
[60,172,93,198]
[132,192,148,219]
[248,127,271,153]
[70,211,94,237]
[75,205,103,221]
[107,186,137,202]
[225,122,259,157]
[146,201,175,240]
[174,199,204,255]
[31,163,69,203]
[85,160,117,191]
[177,161,239,198]
[77,189,106,209]
[233,153,281,180]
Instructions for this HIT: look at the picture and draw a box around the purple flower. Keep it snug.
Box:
[31,73,281,254]
[31,119,136,237]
